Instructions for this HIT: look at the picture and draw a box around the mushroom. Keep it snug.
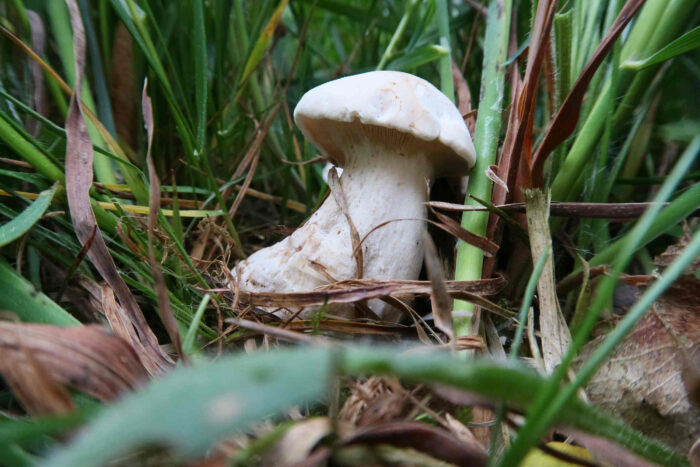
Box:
[235,71,476,320]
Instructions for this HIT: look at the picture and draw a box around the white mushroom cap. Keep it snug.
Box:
[294,70,476,176]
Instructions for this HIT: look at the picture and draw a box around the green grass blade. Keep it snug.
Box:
[0,258,80,326]
[0,183,58,247]
[192,0,207,151]
[622,25,700,70]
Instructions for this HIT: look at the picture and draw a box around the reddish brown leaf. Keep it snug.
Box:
[431,209,499,257]
[63,0,172,375]
[143,81,186,362]
[0,322,148,407]
[530,0,647,186]
[110,22,136,149]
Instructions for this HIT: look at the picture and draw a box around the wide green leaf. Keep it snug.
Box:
[46,347,683,467]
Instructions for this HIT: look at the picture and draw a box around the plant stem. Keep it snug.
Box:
[453,0,511,336]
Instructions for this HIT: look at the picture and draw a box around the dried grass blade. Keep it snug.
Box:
[142,81,186,362]
[524,189,571,372]
[422,231,454,346]
[328,168,364,278]
[235,280,513,319]
[431,209,498,257]
[530,0,647,184]
[63,0,171,375]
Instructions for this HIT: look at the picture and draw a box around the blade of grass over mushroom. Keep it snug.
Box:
[453,0,511,335]
[501,135,700,467]
[0,183,57,247]
[0,258,80,326]
[63,0,172,375]
[142,82,185,362]
[45,347,684,467]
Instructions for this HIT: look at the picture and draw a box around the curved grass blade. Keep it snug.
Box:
[0,183,57,247]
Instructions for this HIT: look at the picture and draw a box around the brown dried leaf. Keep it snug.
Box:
[143,81,185,362]
[578,277,700,452]
[431,209,498,257]
[0,332,74,416]
[64,0,172,375]
[0,322,148,407]
[422,231,454,346]
[338,422,488,466]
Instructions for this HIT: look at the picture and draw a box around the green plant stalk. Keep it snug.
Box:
[376,0,419,70]
[0,116,63,182]
[453,0,511,336]
[501,135,700,467]
[435,0,454,102]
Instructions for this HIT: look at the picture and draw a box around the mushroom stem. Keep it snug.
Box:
[236,138,432,319]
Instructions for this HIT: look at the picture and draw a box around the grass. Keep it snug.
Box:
[0,0,699,465]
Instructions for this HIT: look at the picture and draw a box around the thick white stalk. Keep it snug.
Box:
[236,140,431,319]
